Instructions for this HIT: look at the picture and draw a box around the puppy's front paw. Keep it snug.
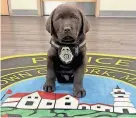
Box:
[73,88,86,98]
[43,84,55,92]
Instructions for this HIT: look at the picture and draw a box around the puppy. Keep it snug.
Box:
[43,4,90,98]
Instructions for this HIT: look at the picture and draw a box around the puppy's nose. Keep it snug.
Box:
[64,27,71,32]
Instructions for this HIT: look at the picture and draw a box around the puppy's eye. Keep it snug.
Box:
[56,17,60,20]
[60,16,64,19]
[55,15,63,20]
[55,17,59,21]
[56,16,64,21]
[71,16,78,20]
[74,17,78,19]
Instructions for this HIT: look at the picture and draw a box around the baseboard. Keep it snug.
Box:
[11,10,38,16]
[100,11,136,17]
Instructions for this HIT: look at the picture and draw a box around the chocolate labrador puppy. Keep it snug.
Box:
[43,4,90,98]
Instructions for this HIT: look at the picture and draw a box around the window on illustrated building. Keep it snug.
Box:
[97,106,101,108]
[118,96,124,98]
[65,97,69,100]
[47,102,52,105]
[35,96,38,99]
[25,101,34,106]
[123,109,129,114]
[115,92,125,94]
[65,102,71,105]
[105,109,110,112]
[82,106,86,110]
[28,96,31,98]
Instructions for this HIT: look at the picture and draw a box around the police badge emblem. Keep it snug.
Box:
[59,47,74,64]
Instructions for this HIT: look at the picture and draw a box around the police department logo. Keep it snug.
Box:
[1,53,136,117]
[59,46,73,64]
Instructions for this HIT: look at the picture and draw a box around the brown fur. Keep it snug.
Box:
[43,4,90,98]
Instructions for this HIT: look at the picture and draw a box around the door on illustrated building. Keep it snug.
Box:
[1,0,9,15]
[82,106,87,110]
[43,2,96,16]
[123,109,129,114]
[105,109,110,112]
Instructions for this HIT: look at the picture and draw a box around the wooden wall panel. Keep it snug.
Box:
[1,0,9,15]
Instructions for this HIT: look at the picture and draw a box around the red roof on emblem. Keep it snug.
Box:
[37,91,55,100]
[37,91,71,100]
[55,93,68,99]
[9,93,29,98]
[9,91,77,100]
[56,93,78,100]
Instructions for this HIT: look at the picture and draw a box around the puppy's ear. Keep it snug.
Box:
[79,10,90,35]
[46,10,55,35]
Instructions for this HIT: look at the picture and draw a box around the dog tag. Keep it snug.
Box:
[64,75,69,81]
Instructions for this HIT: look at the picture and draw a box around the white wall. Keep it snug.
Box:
[44,2,74,15]
[100,0,136,11]
[11,0,37,10]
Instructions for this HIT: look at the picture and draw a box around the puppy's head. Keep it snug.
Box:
[46,4,90,44]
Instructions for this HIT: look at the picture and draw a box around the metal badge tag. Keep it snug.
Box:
[59,47,73,64]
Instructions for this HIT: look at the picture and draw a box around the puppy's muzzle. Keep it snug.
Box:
[62,36,75,43]
[61,26,75,43]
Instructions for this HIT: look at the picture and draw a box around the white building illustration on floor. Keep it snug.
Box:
[90,103,113,112]
[1,86,136,114]
[1,91,78,110]
[111,85,136,113]
[78,103,91,110]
